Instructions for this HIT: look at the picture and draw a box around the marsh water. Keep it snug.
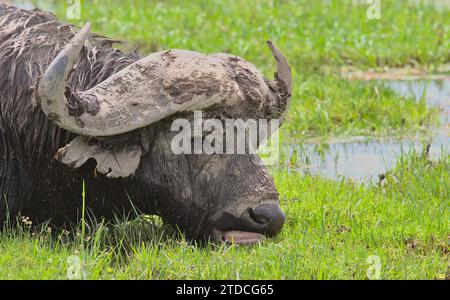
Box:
[280,80,450,182]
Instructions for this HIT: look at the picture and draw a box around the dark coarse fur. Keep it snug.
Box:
[0,5,148,225]
[0,6,285,242]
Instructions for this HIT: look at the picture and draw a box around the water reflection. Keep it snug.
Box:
[383,80,450,123]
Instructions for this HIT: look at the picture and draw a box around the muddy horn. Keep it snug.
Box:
[267,40,292,122]
[37,24,293,137]
[37,23,227,137]
[36,23,94,134]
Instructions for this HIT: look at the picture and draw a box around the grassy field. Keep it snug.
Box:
[0,152,448,279]
[2,0,449,279]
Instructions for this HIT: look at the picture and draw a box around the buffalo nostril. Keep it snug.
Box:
[249,204,285,235]
[249,209,270,224]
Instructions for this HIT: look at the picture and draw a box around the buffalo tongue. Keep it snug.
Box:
[222,231,266,245]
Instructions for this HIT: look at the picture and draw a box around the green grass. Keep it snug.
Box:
[0,152,448,279]
[14,0,446,140]
[30,0,450,71]
[2,0,448,280]
[282,76,439,141]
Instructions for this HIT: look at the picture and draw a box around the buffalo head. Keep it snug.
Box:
[36,23,292,245]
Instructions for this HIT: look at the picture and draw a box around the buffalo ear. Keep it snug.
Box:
[55,136,142,178]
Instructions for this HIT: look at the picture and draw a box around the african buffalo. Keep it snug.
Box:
[0,5,291,244]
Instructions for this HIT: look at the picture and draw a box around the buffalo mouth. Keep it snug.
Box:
[210,204,286,245]
[214,230,267,245]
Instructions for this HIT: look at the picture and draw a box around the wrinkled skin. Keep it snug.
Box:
[0,5,286,244]
[133,122,284,243]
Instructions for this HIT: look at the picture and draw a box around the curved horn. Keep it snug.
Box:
[37,23,94,135]
[38,25,291,137]
[267,40,292,122]
[37,24,230,137]
[267,40,291,93]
